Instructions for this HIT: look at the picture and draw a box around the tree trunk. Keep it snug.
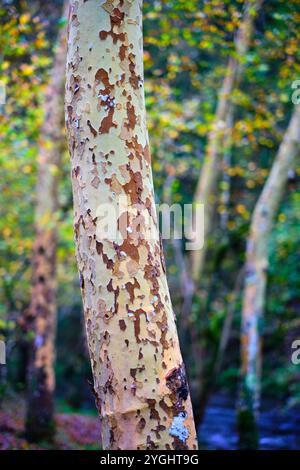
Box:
[191,0,262,283]
[220,107,234,230]
[65,0,197,450]
[238,105,300,449]
[24,9,67,442]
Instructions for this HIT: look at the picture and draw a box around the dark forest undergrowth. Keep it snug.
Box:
[0,393,100,450]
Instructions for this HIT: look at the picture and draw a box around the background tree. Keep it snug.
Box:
[0,0,51,398]
[182,0,263,423]
[238,104,300,449]
[191,0,263,283]
[24,4,67,441]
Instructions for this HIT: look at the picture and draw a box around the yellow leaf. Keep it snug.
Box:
[23,165,32,174]
[278,213,286,223]
[19,13,30,25]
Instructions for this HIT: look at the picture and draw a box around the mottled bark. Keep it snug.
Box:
[238,105,300,448]
[65,0,197,450]
[191,0,262,283]
[24,10,67,441]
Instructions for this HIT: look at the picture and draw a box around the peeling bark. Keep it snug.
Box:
[191,0,263,283]
[24,9,67,441]
[65,0,197,450]
[238,105,300,448]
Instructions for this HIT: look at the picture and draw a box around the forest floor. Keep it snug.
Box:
[0,393,101,450]
[1,392,299,450]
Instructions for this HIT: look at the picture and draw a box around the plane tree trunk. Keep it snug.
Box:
[65,0,197,450]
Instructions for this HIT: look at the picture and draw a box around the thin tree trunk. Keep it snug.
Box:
[187,0,262,425]
[238,105,300,449]
[191,0,262,283]
[220,107,234,230]
[65,0,197,450]
[162,175,194,331]
[25,8,67,441]
[213,266,245,379]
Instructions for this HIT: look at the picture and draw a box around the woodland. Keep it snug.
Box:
[0,0,299,451]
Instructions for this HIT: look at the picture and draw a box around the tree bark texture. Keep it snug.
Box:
[65,0,197,450]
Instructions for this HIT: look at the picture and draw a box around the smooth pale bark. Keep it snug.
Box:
[191,0,263,283]
[65,0,197,450]
[24,12,67,441]
[238,105,300,448]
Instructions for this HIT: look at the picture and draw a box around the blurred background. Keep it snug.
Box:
[0,0,299,450]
